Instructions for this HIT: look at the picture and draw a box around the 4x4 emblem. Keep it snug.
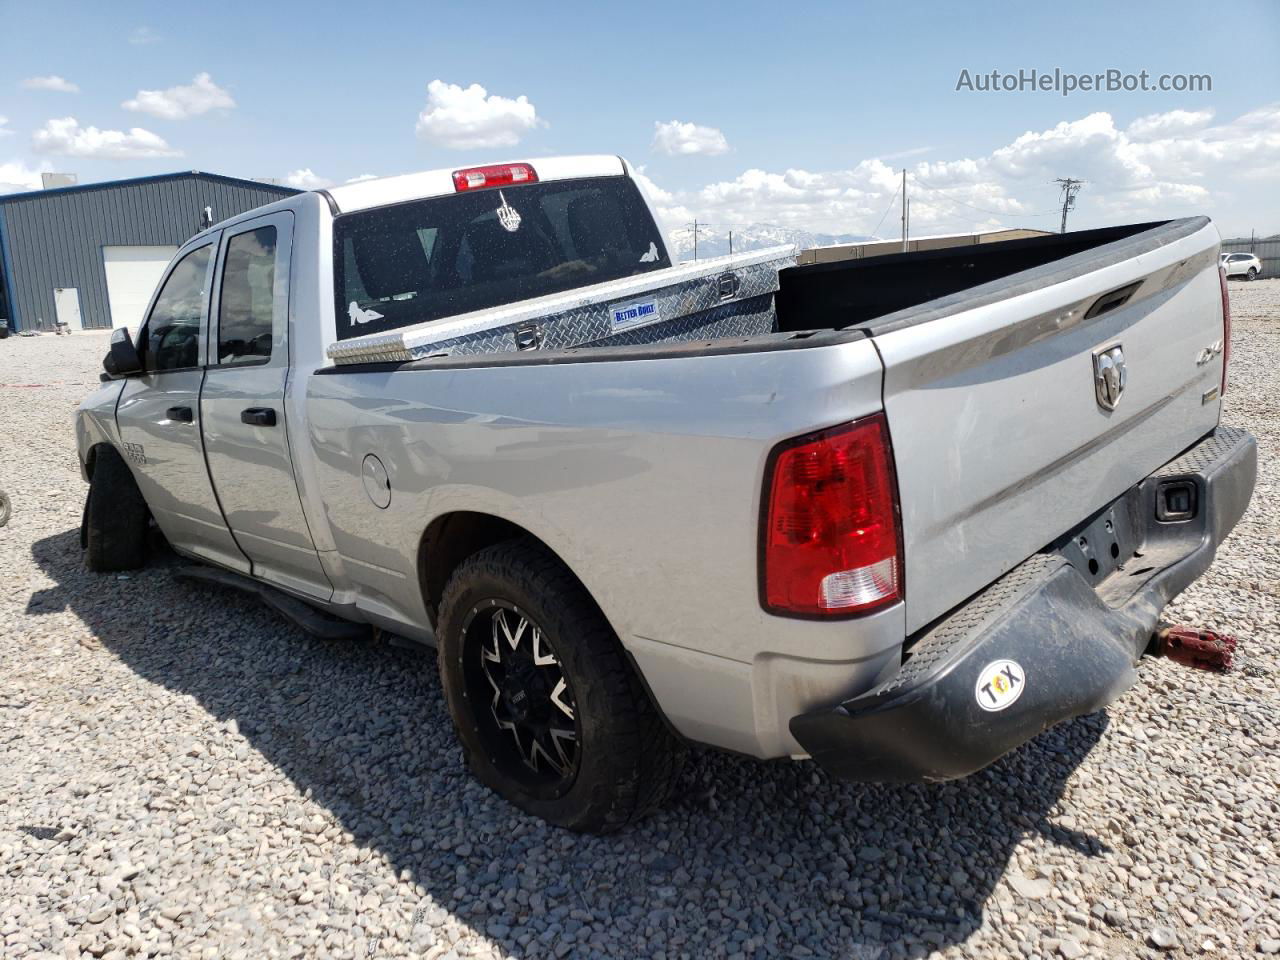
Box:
[1092,343,1127,411]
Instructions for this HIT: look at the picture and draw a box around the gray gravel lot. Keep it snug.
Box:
[1,282,1278,960]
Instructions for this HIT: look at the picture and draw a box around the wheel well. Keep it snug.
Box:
[420,512,548,626]
[418,511,687,743]
[84,442,115,480]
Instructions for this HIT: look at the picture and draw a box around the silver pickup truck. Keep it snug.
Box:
[76,154,1256,833]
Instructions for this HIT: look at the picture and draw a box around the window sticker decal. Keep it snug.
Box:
[348,301,384,327]
[495,191,522,233]
[639,242,660,263]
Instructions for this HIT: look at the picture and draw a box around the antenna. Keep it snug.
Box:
[1055,178,1084,234]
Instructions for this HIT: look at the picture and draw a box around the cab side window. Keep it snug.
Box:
[217,226,278,365]
[142,245,212,373]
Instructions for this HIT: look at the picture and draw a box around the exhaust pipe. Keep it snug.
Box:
[1150,624,1237,673]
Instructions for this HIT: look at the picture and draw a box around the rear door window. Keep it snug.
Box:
[333,176,670,340]
[217,226,278,365]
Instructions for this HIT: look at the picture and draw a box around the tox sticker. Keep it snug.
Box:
[975,660,1026,712]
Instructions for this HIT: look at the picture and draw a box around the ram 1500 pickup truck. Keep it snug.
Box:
[77,154,1256,833]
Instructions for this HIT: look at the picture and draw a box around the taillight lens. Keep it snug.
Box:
[451,163,538,192]
[1219,266,1231,397]
[761,414,903,617]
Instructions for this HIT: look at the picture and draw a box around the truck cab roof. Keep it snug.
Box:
[325,154,628,214]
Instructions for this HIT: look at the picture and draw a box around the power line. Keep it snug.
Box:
[1054,178,1084,233]
[871,184,901,238]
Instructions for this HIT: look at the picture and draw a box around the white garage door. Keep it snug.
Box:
[103,246,179,330]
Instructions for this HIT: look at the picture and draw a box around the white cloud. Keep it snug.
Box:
[1127,108,1214,141]
[0,159,53,194]
[644,104,1280,239]
[415,80,543,150]
[632,165,691,232]
[32,117,180,158]
[123,73,235,120]
[284,171,379,189]
[284,168,332,189]
[0,117,10,138]
[22,75,79,94]
[652,120,729,156]
[129,26,160,45]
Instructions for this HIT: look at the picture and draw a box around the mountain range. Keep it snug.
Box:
[665,223,878,260]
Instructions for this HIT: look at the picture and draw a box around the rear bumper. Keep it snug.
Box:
[789,425,1256,782]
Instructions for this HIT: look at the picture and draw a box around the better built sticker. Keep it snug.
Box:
[610,299,659,333]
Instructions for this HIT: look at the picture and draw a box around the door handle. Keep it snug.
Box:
[240,407,277,427]
[166,406,194,423]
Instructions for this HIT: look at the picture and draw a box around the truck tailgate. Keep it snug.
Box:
[871,218,1226,633]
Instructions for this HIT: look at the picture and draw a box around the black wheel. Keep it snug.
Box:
[1247,267,1258,281]
[0,490,9,527]
[82,445,149,572]
[437,539,684,833]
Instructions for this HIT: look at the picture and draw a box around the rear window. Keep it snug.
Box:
[333,176,670,340]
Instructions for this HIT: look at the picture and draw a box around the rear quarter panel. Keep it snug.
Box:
[304,339,903,755]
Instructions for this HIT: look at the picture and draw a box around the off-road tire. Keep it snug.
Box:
[82,445,149,572]
[437,538,685,833]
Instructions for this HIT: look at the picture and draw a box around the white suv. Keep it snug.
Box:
[1221,252,1262,280]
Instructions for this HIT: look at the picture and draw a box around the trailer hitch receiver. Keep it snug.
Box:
[1150,625,1237,673]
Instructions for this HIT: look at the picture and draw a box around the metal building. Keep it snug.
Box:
[0,172,297,333]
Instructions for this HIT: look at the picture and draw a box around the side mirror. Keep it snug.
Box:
[103,327,143,378]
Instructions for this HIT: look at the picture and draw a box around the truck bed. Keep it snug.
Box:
[305,215,1227,755]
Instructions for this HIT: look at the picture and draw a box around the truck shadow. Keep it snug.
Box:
[30,528,1109,959]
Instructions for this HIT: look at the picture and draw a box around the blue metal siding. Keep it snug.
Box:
[0,175,296,331]
[0,205,19,330]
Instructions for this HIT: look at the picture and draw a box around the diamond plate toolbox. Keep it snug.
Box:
[327,245,796,364]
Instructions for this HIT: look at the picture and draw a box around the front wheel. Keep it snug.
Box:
[82,445,149,571]
[437,539,684,833]
[1247,267,1258,281]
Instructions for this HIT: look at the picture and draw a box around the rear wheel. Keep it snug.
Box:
[82,445,149,572]
[1247,267,1258,281]
[0,490,10,527]
[437,538,684,833]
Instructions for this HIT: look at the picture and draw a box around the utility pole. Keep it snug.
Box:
[728,230,733,255]
[1055,178,1084,233]
[901,169,908,252]
[692,219,698,261]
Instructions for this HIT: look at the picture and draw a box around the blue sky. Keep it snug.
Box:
[1,0,1277,238]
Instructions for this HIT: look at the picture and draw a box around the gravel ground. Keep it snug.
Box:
[1,281,1278,960]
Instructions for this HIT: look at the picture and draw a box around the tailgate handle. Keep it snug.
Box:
[1084,281,1143,320]
[240,407,277,427]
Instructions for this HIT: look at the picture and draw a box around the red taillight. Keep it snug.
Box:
[761,414,903,617]
[451,163,538,192]
[1219,266,1231,397]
